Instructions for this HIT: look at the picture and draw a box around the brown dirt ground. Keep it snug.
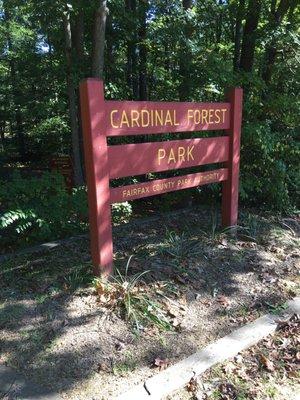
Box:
[0,206,299,399]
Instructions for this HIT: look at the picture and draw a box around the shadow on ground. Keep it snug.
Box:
[0,206,299,399]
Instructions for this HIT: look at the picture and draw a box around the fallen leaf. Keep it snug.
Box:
[260,354,275,372]
[217,295,231,308]
[115,341,126,352]
[218,382,237,399]
[153,357,169,371]
[186,377,198,393]
[223,362,236,374]
[167,306,179,318]
[97,362,111,373]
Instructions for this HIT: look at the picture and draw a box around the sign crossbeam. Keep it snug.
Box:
[108,137,229,179]
[80,78,243,276]
[110,168,228,203]
[105,101,231,135]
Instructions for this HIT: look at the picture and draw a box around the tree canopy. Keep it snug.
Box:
[0,0,299,211]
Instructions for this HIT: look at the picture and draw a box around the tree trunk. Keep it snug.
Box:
[105,11,114,85]
[233,0,245,71]
[239,0,261,72]
[63,7,84,186]
[138,1,148,100]
[216,0,224,44]
[182,0,193,9]
[73,9,85,63]
[0,121,6,149]
[262,0,295,84]
[92,0,108,79]
[72,7,85,176]
[125,0,138,99]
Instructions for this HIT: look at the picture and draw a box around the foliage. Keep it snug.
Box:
[0,172,132,252]
[112,202,132,224]
[159,230,202,262]
[0,0,299,251]
[240,121,299,211]
[27,116,71,160]
[0,172,86,251]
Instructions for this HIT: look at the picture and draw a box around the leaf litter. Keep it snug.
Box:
[0,208,299,400]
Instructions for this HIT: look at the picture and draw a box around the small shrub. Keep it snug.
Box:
[240,122,299,212]
[27,116,70,159]
[93,257,172,331]
[159,230,202,261]
[0,173,135,252]
[0,172,86,251]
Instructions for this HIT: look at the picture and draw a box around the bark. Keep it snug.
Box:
[183,0,193,9]
[239,0,261,72]
[73,9,85,62]
[106,12,114,84]
[216,0,224,44]
[0,121,6,148]
[63,7,84,186]
[138,1,148,100]
[233,0,246,71]
[72,7,85,177]
[262,0,295,84]
[47,33,53,55]
[125,0,138,99]
[92,0,108,79]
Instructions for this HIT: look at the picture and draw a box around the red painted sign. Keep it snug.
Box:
[105,101,230,135]
[80,78,243,276]
[108,137,229,179]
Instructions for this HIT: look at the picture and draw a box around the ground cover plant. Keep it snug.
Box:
[0,206,299,399]
[0,172,133,253]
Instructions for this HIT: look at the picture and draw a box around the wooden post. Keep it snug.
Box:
[222,88,243,227]
[79,78,113,276]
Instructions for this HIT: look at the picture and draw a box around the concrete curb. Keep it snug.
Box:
[115,297,300,400]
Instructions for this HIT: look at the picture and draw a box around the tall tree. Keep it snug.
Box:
[233,0,246,71]
[262,0,296,85]
[63,5,84,185]
[125,0,138,99]
[3,2,26,160]
[72,8,85,65]
[92,0,108,79]
[239,0,261,72]
[138,0,148,100]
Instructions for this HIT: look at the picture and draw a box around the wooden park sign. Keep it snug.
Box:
[80,79,243,276]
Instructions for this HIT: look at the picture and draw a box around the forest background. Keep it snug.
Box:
[0,0,299,252]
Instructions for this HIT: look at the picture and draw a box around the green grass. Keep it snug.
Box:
[112,352,137,376]
[159,230,202,262]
